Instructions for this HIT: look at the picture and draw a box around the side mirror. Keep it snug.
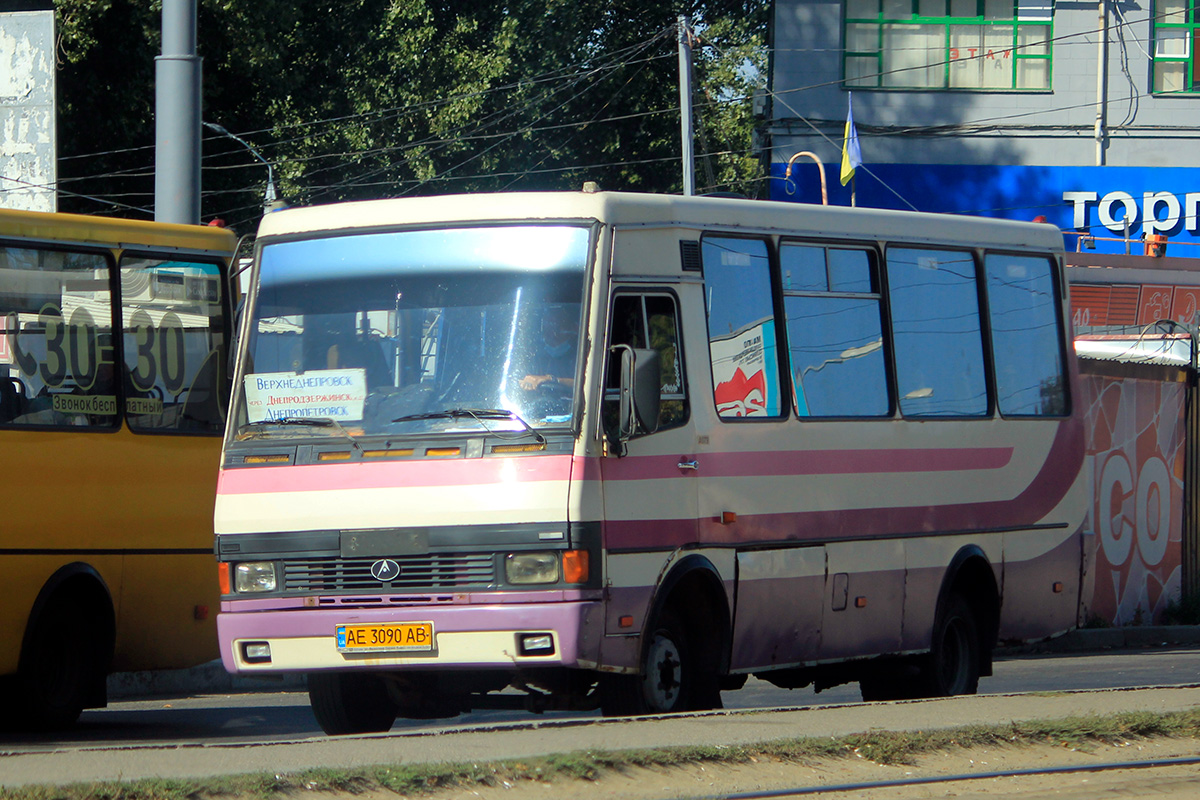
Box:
[616,345,660,441]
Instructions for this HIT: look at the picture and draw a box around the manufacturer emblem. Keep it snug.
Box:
[370,559,401,581]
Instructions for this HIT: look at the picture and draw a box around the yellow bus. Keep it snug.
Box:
[0,208,236,730]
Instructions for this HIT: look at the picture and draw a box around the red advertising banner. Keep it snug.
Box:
[1081,374,1185,626]
[1072,282,1200,329]
[1137,285,1176,325]
[1171,287,1200,326]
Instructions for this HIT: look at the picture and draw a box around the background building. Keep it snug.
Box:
[768,0,1200,255]
[0,0,55,212]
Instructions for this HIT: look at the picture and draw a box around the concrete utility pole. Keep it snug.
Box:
[154,0,201,223]
[677,15,695,196]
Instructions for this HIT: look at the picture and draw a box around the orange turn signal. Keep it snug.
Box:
[218,562,231,595]
[562,550,589,583]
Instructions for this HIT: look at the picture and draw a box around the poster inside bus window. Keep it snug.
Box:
[0,245,118,428]
[120,257,227,433]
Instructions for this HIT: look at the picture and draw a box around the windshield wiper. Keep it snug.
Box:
[244,416,363,452]
[391,408,546,445]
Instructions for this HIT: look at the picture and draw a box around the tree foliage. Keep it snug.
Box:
[53,1,768,230]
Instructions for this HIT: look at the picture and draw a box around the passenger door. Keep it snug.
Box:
[599,292,699,639]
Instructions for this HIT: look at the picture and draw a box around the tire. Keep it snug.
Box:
[859,593,980,702]
[923,592,981,697]
[859,659,925,702]
[601,611,720,716]
[11,593,108,731]
[308,672,398,735]
[390,674,462,720]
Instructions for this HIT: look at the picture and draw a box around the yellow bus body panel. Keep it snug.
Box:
[0,427,220,675]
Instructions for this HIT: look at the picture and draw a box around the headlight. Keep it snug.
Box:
[234,561,277,593]
[505,552,560,584]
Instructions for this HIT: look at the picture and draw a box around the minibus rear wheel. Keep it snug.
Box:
[308,671,398,735]
[859,592,980,701]
[923,592,980,696]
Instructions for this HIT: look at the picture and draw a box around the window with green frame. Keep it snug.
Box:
[844,0,1053,90]
[1153,1,1200,92]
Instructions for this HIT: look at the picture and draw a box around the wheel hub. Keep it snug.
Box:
[644,633,682,709]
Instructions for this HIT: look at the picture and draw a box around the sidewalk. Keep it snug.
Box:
[14,685,1200,786]
[107,625,1200,700]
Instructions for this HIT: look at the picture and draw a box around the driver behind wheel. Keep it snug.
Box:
[519,304,579,391]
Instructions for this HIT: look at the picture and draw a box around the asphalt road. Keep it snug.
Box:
[1,646,1199,787]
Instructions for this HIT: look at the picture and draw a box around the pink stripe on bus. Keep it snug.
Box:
[603,420,1084,551]
[219,446,1012,496]
[217,454,576,495]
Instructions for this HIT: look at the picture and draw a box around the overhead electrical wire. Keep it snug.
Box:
[21,5,1194,223]
[43,29,678,218]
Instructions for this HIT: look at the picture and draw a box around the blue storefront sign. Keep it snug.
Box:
[769,162,1200,256]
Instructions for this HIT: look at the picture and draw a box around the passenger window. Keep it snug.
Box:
[702,236,783,418]
[781,243,889,417]
[605,293,687,430]
[121,255,228,433]
[985,253,1067,416]
[886,247,988,417]
[0,245,118,429]
[828,248,873,293]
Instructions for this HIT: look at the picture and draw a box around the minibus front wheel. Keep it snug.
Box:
[599,610,719,716]
[308,671,398,735]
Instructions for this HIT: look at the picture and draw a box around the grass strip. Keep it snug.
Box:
[4,707,1199,800]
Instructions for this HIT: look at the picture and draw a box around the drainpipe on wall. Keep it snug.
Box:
[1095,0,1108,167]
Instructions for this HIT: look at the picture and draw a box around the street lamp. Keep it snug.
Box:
[783,151,828,205]
[203,121,279,215]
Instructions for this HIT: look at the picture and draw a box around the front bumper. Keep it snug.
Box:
[218,598,602,673]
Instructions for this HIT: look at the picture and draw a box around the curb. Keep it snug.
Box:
[997,625,1200,656]
[107,661,306,700]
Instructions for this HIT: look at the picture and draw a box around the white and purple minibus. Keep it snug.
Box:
[215,191,1086,734]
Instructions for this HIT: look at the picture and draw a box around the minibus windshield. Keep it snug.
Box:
[233,225,590,439]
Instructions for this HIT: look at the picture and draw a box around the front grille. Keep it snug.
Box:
[283,553,496,592]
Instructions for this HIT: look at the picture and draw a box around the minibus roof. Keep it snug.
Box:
[256,191,1064,253]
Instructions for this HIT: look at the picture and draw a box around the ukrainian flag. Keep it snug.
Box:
[840,94,862,187]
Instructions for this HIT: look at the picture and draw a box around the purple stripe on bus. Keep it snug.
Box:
[600,445,1014,483]
[217,600,601,673]
[997,529,1083,641]
[604,585,654,636]
[729,572,824,670]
